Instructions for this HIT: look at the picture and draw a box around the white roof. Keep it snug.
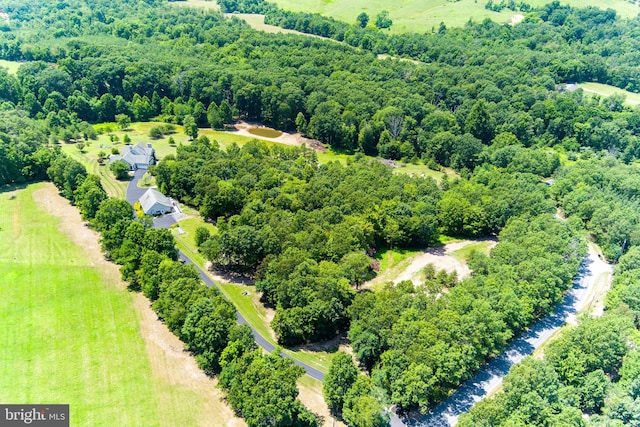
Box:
[139,188,172,214]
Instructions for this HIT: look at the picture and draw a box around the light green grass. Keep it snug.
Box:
[578,82,640,105]
[263,0,639,32]
[0,184,208,426]
[0,59,23,74]
[223,283,276,343]
[375,247,421,273]
[60,143,128,199]
[392,163,447,181]
[451,240,495,263]
[174,217,218,251]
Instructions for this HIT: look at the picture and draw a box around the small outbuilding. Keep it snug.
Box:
[139,188,173,216]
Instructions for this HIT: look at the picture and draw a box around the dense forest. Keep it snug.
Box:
[2,0,640,425]
[1,0,640,169]
[460,157,640,426]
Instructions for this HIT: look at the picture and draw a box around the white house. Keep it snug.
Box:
[139,188,173,216]
[109,142,155,170]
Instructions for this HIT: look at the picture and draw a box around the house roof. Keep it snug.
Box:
[120,143,155,167]
[139,188,172,214]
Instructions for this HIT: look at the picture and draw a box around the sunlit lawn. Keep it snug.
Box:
[0,184,212,426]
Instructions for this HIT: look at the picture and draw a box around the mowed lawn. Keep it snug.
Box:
[261,0,639,31]
[578,82,640,106]
[0,184,222,426]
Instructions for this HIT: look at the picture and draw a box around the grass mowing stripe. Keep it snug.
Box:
[0,184,224,426]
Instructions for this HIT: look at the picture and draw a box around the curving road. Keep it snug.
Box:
[391,245,611,426]
[126,171,324,381]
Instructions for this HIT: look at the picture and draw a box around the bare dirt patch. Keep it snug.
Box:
[32,183,244,426]
[231,120,326,152]
[509,14,525,25]
[365,238,498,289]
[297,377,347,427]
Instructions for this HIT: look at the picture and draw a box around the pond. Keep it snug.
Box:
[248,127,283,138]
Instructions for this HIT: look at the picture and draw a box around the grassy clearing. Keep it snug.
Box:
[235,13,314,35]
[0,59,23,74]
[174,217,218,250]
[375,247,421,275]
[0,184,223,426]
[222,282,276,343]
[392,163,448,181]
[268,0,638,31]
[297,375,347,427]
[451,240,495,263]
[578,82,640,105]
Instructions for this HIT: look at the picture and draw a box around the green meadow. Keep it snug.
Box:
[266,0,639,32]
[578,82,640,106]
[0,184,226,426]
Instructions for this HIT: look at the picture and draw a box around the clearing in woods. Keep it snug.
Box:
[178,0,640,31]
[365,238,497,289]
[250,0,639,32]
[0,183,243,427]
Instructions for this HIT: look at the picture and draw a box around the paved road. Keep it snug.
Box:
[125,175,325,381]
[391,245,609,426]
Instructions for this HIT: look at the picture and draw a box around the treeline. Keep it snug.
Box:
[1,0,640,166]
[0,109,52,185]
[459,314,635,426]
[553,159,640,261]
[84,188,317,426]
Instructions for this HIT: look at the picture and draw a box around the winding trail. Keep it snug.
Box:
[126,172,324,381]
[391,244,612,426]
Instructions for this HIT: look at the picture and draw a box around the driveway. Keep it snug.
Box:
[126,175,325,381]
[125,169,147,205]
[392,244,610,426]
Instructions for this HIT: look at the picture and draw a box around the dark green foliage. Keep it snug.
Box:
[220,350,318,427]
[356,214,584,412]
[74,174,107,220]
[461,312,633,425]
[356,12,369,28]
[374,10,392,29]
[47,156,87,201]
[155,141,441,345]
[153,277,207,335]
[323,352,359,412]
[109,159,130,180]
[182,295,236,373]
[194,226,211,247]
[0,111,50,185]
[93,198,133,233]
[342,376,389,427]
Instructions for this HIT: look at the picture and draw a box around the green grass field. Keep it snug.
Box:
[578,82,640,106]
[451,240,495,263]
[0,184,220,426]
[0,59,23,74]
[268,0,639,32]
